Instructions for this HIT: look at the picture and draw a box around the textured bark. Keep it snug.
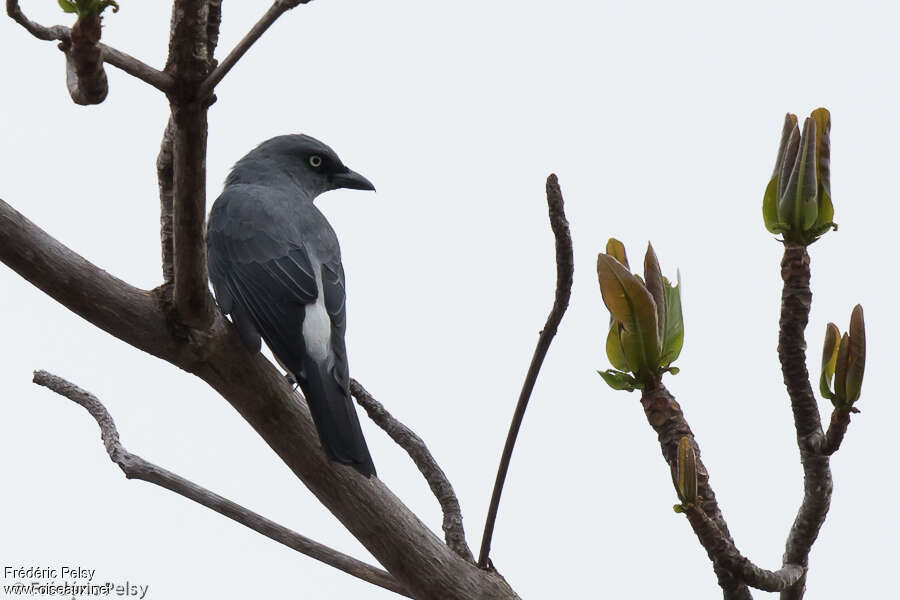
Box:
[157,118,176,283]
[639,384,752,600]
[777,244,833,600]
[684,507,804,592]
[170,100,213,326]
[820,408,852,456]
[62,13,108,105]
[164,0,215,328]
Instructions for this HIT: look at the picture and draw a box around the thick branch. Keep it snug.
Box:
[350,379,474,562]
[32,371,410,597]
[6,1,174,94]
[478,174,574,569]
[5,6,523,595]
[777,244,834,600]
[640,385,752,600]
[684,506,805,592]
[0,198,178,361]
[0,197,520,600]
[165,0,215,328]
[199,1,309,99]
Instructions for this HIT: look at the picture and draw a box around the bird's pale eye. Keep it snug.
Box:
[308,155,323,168]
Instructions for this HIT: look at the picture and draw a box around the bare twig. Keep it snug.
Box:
[777,244,834,600]
[32,370,411,598]
[640,385,753,600]
[6,0,174,94]
[350,379,474,562]
[477,174,574,569]
[198,0,309,99]
[684,505,805,592]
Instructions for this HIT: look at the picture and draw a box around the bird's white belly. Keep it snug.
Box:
[302,266,332,362]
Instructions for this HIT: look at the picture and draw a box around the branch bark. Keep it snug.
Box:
[639,384,753,600]
[820,407,854,456]
[351,379,474,562]
[478,174,574,569]
[0,198,177,361]
[164,0,216,328]
[777,244,834,600]
[6,0,174,94]
[683,505,805,592]
[158,117,176,283]
[32,370,410,598]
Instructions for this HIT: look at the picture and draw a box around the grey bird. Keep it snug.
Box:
[207,134,377,477]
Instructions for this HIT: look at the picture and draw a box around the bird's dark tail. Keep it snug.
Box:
[297,360,376,477]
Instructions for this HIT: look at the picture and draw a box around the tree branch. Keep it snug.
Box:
[0,198,177,361]
[684,505,805,592]
[350,379,474,562]
[0,193,521,599]
[5,0,174,94]
[820,407,854,456]
[477,174,574,569]
[165,0,216,328]
[31,370,411,598]
[158,117,176,283]
[777,244,834,600]
[640,384,753,600]
[199,0,309,99]
[4,6,526,596]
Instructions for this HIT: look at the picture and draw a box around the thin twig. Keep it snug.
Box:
[477,174,574,569]
[198,0,309,99]
[6,0,174,93]
[32,370,410,598]
[350,379,474,562]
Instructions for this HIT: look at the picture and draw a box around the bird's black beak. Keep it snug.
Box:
[332,168,376,192]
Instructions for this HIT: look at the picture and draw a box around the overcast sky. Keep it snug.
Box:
[2,1,898,598]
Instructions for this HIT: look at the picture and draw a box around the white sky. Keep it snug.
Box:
[2,1,898,598]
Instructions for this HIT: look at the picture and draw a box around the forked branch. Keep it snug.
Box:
[6,0,174,94]
[683,505,804,592]
[32,370,410,598]
[199,0,310,99]
[478,174,574,568]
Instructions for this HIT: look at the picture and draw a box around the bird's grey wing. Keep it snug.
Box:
[317,257,375,475]
[208,198,318,372]
[321,259,349,390]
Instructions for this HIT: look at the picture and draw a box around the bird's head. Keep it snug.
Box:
[227,134,375,197]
